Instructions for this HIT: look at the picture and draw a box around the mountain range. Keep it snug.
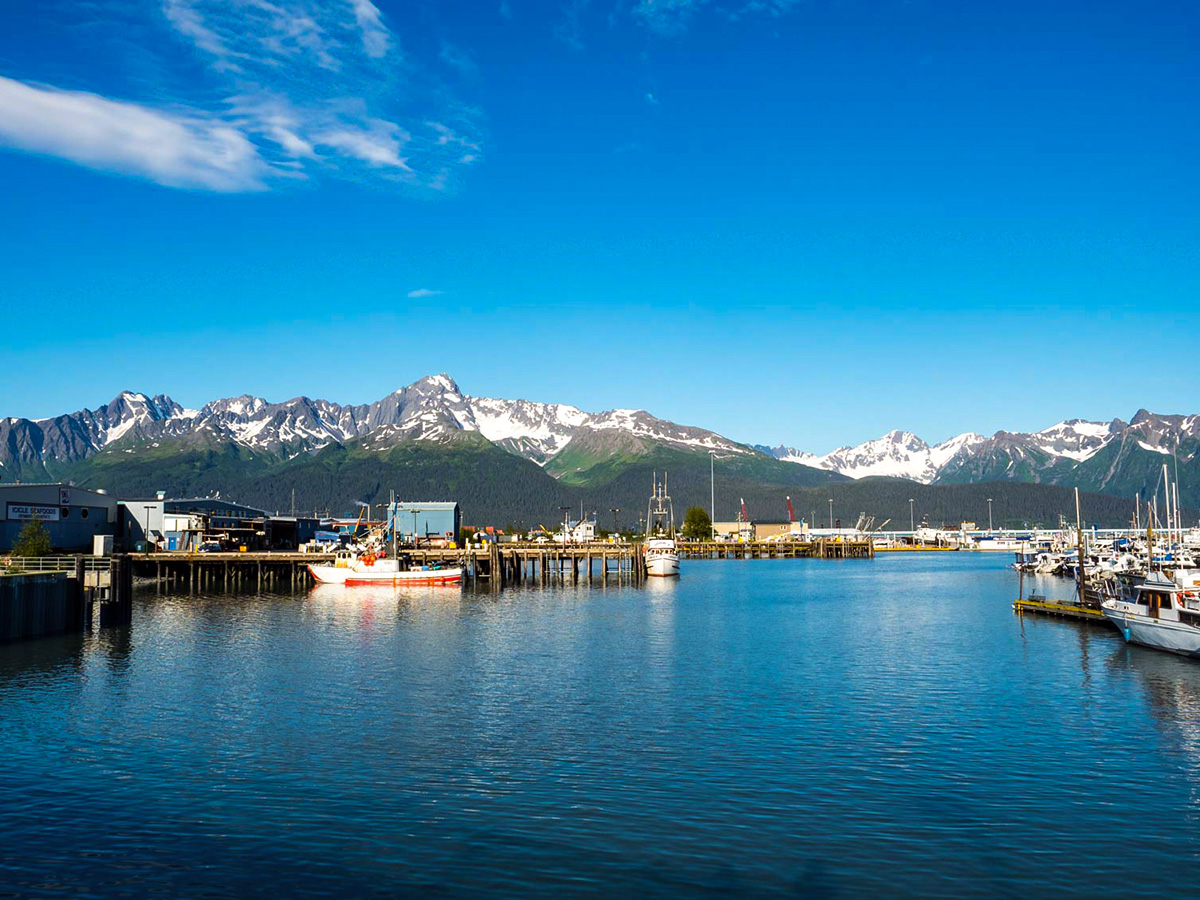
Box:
[1,376,1194,527]
[760,411,1198,509]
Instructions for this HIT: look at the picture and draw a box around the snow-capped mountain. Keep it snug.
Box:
[761,431,986,483]
[6,380,1200,510]
[0,375,750,476]
[763,414,1200,501]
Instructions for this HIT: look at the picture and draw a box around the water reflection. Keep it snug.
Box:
[1110,645,1200,805]
[5,555,1200,898]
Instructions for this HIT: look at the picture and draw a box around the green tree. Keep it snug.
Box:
[12,518,53,557]
[681,506,712,541]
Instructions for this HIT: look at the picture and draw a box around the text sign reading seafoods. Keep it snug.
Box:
[7,503,61,522]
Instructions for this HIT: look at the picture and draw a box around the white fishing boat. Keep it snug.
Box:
[643,474,680,578]
[308,550,463,586]
[1102,513,1200,657]
[1101,572,1200,657]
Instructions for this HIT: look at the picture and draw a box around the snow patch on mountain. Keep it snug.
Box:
[766,431,985,483]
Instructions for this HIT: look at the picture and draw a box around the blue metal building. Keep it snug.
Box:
[388,501,460,544]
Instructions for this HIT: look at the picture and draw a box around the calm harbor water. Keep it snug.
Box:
[2,553,1199,898]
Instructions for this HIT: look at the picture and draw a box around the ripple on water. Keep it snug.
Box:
[2,555,1200,898]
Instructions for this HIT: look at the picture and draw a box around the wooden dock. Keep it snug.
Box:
[129,544,648,592]
[126,538,873,592]
[678,539,875,560]
[1013,593,1109,622]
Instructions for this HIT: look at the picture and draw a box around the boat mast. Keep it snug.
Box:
[1075,487,1086,607]
[1147,501,1155,577]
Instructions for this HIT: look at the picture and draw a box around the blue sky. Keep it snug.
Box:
[2,0,1198,452]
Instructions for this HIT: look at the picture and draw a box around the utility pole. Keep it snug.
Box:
[829,498,834,531]
[709,450,717,541]
[610,508,621,540]
[987,498,994,532]
[909,498,915,533]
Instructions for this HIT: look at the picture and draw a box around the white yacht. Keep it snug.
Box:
[643,474,680,578]
[1102,520,1200,656]
[1101,572,1200,657]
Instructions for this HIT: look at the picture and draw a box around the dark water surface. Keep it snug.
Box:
[2,554,1199,898]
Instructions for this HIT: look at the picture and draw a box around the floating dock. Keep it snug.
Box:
[1013,593,1108,623]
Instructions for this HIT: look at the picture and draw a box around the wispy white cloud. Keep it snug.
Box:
[407,288,444,298]
[349,0,392,59]
[0,0,483,193]
[633,0,708,34]
[439,42,478,78]
[0,76,271,191]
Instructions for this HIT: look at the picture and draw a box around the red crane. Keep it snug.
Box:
[786,496,795,524]
[740,497,749,523]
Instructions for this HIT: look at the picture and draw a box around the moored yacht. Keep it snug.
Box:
[1102,515,1200,657]
[1101,572,1200,657]
[644,474,680,578]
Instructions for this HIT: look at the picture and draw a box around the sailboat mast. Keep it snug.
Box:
[1075,488,1086,606]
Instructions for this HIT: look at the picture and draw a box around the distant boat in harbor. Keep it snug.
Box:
[644,474,680,578]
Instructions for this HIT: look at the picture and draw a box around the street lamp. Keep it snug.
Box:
[610,508,621,540]
[829,498,834,530]
[987,498,994,532]
[909,498,915,533]
[411,508,421,547]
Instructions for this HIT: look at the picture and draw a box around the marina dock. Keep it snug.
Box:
[123,538,874,592]
[1013,593,1109,623]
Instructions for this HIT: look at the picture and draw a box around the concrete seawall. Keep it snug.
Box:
[0,572,87,643]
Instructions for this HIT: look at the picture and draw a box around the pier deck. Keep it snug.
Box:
[127,538,874,591]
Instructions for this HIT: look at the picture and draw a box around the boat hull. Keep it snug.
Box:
[1102,606,1200,657]
[308,564,463,586]
[645,552,679,578]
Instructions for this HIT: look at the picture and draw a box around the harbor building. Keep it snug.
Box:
[388,501,461,545]
[119,497,278,551]
[0,483,119,553]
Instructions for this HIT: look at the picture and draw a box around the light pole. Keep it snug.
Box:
[610,508,621,540]
[909,498,915,533]
[709,450,717,540]
[987,498,993,532]
[411,508,421,547]
[829,498,834,531]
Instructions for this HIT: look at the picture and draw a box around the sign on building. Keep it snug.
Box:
[7,503,61,522]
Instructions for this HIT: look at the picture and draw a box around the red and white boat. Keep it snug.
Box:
[308,550,463,586]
